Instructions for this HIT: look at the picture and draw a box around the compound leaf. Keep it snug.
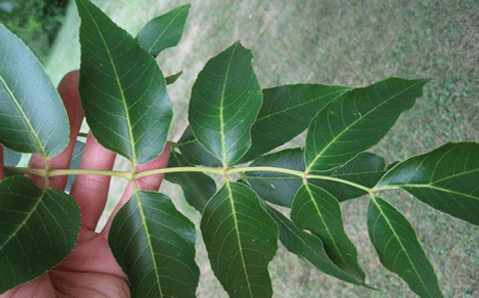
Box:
[201,182,278,298]
[291,183,365,282]
[305,78,429,171]
[0,24,69,158]
[267,206,362,285]
[109,191,199,298]
[368,196,444,298]
[76,0,172,165]
[189,42,263,166]
[377,142,479,225]
[136,4,190,57]
[165,150,216,212]
[241,84,350,162]
[0,176,81,294]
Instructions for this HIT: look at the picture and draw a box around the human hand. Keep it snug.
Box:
[0,71,170,298]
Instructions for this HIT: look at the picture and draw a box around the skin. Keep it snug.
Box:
[0,71,170,298]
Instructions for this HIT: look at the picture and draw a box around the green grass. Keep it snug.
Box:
[0,0,69,63]
[21,0,479,297]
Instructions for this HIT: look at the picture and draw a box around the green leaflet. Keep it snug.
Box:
[291,183,365,282]
[305,78,429,172]
[0,176,81,294]
[0,24,69,158]
[76,0,172,165]
[267,207,362,285]
[165,71,183,85]
[367,196,444,298]
[136,4,190,57]
[201,182,278,298]
[241,84,350,162]
[109,191,199,298]
[377,142,479,226]
[165,150,216,212]
[188,42,263,166]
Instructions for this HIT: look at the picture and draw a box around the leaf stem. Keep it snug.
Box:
[6,167,47,177]
[135,166,226,178]
[51,168,132,179]
[307,174,372,193]
[229,167,372,193]
[6,165,374,193]
[371,185,402,192]
[227,166,306,178]
[5,166,131,179]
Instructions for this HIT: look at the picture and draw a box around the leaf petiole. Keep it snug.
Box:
[6,165,375,193]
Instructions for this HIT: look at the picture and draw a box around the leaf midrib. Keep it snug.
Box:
[402,184,479,201]
[134,191,164,298]
[219,43,238,167]
[255,88,349,122]
[302,184,347,266]
[147,5,188,53]
[226,181,254,298]
[0,74,47,157]
[79,0,137,165]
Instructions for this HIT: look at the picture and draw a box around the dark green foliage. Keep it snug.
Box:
[368,197,443,298]
[268,206,362,285]
[76,0,172,164]
[0,176,81,293]
[0,1,478,297]
[305,78,429,171]
[201,182,278,298]
[246,148,303,207]
[165,150,216,212]
[109,191,199,298]
[188,42,263,166]
[0,23,69,157]
[136,4,190,57]
[378,142,479,225]
[291,183,365,282]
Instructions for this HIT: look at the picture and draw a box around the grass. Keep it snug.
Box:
[13,0,479,297]
[0,0,69,63]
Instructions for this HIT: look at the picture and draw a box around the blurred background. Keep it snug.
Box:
[1,0,478,297]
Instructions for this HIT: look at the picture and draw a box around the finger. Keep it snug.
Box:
[0,146,4,181]
[28,71,84,190]
[0,275,56,298]
[70,134,116,231]
[100,145,170,237]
